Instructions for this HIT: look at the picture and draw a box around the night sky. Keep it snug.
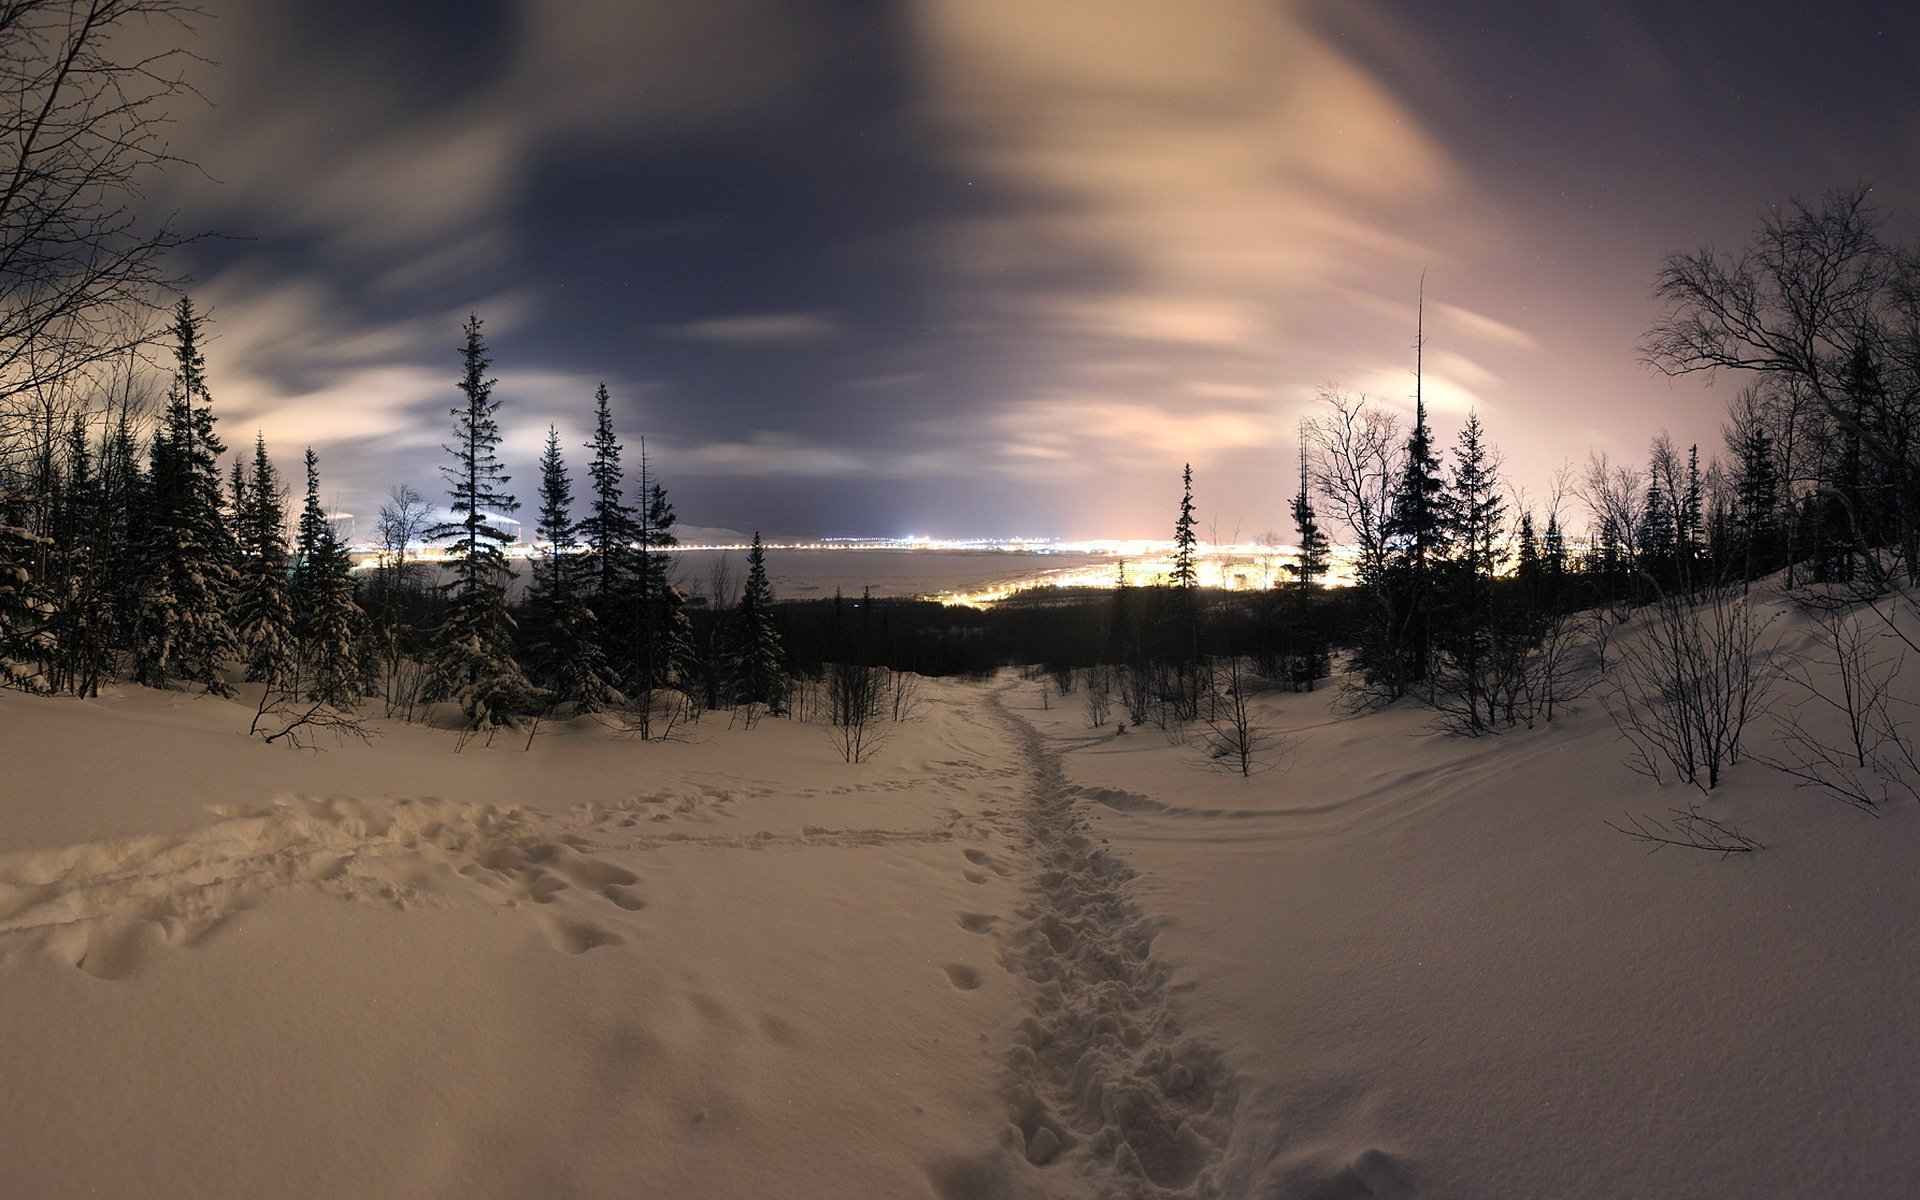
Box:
[156,0,1920,541]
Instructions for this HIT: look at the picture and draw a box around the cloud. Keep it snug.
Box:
[909,0,1480,506]
[1434,302,1539,351]
[656,312,843,345]
[676,432,867,477]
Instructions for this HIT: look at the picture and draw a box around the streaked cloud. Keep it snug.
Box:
[656,312,843,345]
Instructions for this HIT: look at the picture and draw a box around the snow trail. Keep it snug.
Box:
[943,690,1238,1198]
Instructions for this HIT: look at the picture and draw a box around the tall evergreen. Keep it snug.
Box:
[630,440,691,693]
[526,425,616,712]
[1283,440,1331,689]
[423,315,537,727]
[231,435,294,686]
[1435,410,1506,732]
[729,532,786,711]
[579,383,636,607]
[1289,441,1330,589]
[1734,425,1781,579]
[1378,388,1446,694]
[42,415,107,694]
[1171,462,1199,588]
[133,296,237,694]
[290,447,363,706]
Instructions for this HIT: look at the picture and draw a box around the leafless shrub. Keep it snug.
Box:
[1198,655,1282,776]
[825,660,889,763]
[888,668,924,722]
[1434,611,1598,735]
[1754,597,1918,810]
[1606,805,1764,856]
[1118,662,1152,726]
[1082,664,1112,728]
[1050,665,1074,696]
[249,687,373,750]
[619,685,696,742]
[1603,586,1779,792]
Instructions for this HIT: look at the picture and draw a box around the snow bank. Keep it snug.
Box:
[3,591,1918,1197]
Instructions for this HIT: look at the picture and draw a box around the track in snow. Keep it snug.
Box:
[935,690,1237,1198]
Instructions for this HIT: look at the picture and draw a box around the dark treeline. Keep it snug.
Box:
[9,186,1920,760]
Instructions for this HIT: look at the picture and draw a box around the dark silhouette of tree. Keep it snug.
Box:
[423,315,536,728]
[133,296,234,693]
[0,0,202,424]
[231,434,293,686]
[630,440,691,695]
[1433,410,1506,732]
[729,531,786,713]
[579,382,636,610]
[1171,462,1198,588]
[289,447,362,707]
[525,425,616,712]
[1645,186,1920,583]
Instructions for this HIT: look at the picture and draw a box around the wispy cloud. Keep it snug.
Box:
[656,312,843,345]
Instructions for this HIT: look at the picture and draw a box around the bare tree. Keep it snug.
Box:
[248,684,373,750]
[1197,655,1280,777]
[825,660,888,763]
[1082,663,1112,728]
[1606,805,1764,856]
[1756,595,1918,810]
[1304,387,1402,585]
[0,0,204,429]
[1603,586,1779,792]
[1645,187,1920,582]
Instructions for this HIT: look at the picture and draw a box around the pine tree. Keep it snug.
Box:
[1171,463,1198,588]
[1641,475,1675,586]
[1681,443,1704,581]
[579,383,636,607]
[1289,442,1330,589]
[729,532,786,712]
[1735,425,1781,579]
[1283,440,1331,689]
[289,447,362,706]
[423,315,537,728]
[1433,410,1506,732]
[1378,388,1446,694]
[1542,512,1568,611]
[231,434,294,686]
[133,296,237,694]
[526,426,616,712]
[630,441,691,693]
[45,413,110,695]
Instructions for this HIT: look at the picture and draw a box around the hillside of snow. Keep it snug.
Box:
[2,593,1918,1198]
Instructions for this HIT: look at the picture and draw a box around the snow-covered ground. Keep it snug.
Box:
[3,598,1918,1197]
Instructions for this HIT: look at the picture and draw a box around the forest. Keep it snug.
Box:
[5,191,1919,787]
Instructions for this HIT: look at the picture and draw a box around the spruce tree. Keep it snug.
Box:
[1735,425,1780,579]
[1171,463,1199,588]
[1378,389,1446,695]
[579,383,636,607]
[46,413,109,695]
[1285,442,1331,689]
[423,315,537,728]
[631,441,691,693]
[1289,443,1330,589]
[1435,410,1505,732]
[231,434,294,686]
[133,296,237,694]
[290,447,362,706]
[729,532,786,712]
[526,426,616,712]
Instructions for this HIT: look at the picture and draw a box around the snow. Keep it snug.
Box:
[3,594,1919,1197]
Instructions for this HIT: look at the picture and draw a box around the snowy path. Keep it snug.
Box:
[935,690,1238,1199]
